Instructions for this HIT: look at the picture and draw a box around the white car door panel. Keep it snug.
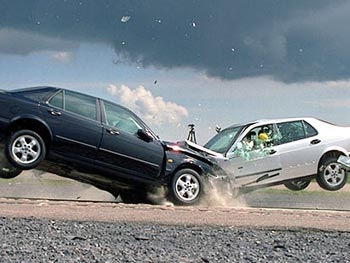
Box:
[228,147,282,187]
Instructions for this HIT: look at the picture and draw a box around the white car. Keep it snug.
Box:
[200,117,350,192]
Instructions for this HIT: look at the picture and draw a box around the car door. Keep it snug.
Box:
[39,90,102,162]
[95,100,164,179]
[226,124,282,187]
[275,120,320,180]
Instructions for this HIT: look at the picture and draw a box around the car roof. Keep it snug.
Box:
[225,117,319,129]
[10,86,60,93]
[9,85,159,137]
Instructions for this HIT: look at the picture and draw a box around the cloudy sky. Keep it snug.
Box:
[1,0,350,143]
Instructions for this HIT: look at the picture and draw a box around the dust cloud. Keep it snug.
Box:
[201,179,248,207]
[146,179,248,207]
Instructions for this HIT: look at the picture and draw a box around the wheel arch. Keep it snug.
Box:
[170,156,214,179]
[173,162,205,177]
[318,149,347,170]
[7,116,53,153]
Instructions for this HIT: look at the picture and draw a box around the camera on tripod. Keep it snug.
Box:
[187,123,197,143]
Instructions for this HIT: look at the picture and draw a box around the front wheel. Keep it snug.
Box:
[168,169,203,206]
[317,156,348,191]
[5,130,46,170]
[284,179,310,191]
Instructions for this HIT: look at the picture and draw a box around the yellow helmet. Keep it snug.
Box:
[258,132,269,141]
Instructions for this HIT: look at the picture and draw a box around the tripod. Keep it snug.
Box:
[187,124,197,144]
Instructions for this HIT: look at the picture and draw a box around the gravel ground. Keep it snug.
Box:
[1,172,350,262]
[1,217,350,263]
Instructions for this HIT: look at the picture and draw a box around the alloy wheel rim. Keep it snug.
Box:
[12,135,41,164]
[324,162,345,187]
[175,173,200,201]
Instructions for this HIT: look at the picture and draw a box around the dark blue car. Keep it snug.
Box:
[0,87,220,205]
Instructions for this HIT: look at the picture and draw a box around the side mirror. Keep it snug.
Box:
[137,129,153,142]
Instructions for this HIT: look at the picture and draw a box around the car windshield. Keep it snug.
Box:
[204,126,244,154]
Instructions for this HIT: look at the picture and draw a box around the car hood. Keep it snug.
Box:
[164,140,225,162]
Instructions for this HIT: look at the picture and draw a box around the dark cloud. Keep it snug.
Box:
[0,0,349,82]
[0,28,77,55]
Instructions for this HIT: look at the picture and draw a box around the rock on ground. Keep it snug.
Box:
[1,217,349,262]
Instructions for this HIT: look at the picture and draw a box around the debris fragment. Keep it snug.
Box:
[121,16,131,23]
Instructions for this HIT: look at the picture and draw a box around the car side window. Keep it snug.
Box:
[64,91,97,120]
[103,101,142,135]
[234,124,275,160]
[303,121,318,137]
[277,120,306,144]
[49,91,63,108]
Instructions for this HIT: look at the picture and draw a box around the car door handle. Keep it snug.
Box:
[311,139,321,145]
[48,109,62,116]
[107,128,120,135]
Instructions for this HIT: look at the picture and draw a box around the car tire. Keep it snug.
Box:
[284,179,310,191]
[0,149,22,179]
[5,130,46,170]
[0,167,22,179]
[317,156,348,191]
[169,168,203,206]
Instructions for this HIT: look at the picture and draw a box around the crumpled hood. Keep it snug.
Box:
[164,140,225,161]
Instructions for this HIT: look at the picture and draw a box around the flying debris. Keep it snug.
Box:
[121,16,131,23]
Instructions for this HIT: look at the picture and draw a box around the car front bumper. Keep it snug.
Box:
[338,155,350,170]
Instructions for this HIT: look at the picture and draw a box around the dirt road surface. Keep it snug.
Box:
[0,198,350,231]
[1,171,350,231]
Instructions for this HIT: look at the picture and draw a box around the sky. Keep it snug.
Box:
[1,0,350,144]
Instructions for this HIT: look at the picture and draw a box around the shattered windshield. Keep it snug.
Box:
[204,126,244,154]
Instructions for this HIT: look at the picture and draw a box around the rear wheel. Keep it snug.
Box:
[317,156,347,191]
[284,179,310,191]
[168,168,203,206]
[0,152,22,179]
[5,130,46,170]
[0,168,22,179]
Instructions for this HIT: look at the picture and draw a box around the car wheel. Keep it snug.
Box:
[5,130,46,170]
[284,179,310,191]
[0,149,22,179]
[317,156,348,191]
[0,158,22,179]
[169,168,203,206]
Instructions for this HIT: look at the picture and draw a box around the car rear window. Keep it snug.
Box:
[14,87,57,102]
